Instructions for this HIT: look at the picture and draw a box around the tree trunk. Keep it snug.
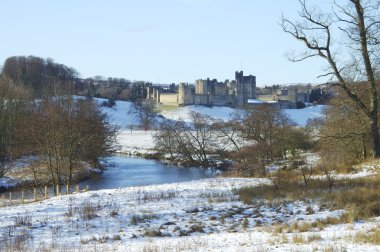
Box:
[369,115,380,157]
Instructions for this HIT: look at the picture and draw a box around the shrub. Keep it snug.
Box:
[76,202,101,220]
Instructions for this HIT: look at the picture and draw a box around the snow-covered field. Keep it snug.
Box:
[1,178,379,251]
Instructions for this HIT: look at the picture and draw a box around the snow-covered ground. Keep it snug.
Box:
[283,105,326,126]
[96,98,138,130]
[117,130,155,154]
[0,178,379,251]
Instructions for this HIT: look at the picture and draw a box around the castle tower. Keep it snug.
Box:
[178,82,185,105]
[178,82,194,106]
[235,71,256,106]
[147,86,154,100]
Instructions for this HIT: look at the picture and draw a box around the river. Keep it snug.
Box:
[79,155,214,190]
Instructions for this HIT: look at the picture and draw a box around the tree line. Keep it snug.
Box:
[153,105,310,174]
[0,76,116,193]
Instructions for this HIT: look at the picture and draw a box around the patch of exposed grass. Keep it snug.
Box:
[292,234,306,244]
[158,104,178,112]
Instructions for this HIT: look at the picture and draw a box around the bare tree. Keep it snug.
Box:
[310,88,371,162]
[0,77,29,177]
[129,98,158,131]
[281,0,380,157]
[154,112,217,168]
[28,85,116,193]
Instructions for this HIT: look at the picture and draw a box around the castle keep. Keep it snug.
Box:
[147,71,256,107]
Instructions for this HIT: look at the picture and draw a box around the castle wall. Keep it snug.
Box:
[194,94,209,105]
[210,95,236,106]
[214,83,228,96]
[256,94,276,101]
[159,93,178,105]
[296,93,307,103]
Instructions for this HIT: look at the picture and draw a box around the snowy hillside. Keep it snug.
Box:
[284,105,326,126]
[95,97,326,128]
[94,98,138,130]
[160,105,237,123]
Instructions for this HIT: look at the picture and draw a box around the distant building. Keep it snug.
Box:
[256,86,309,109]
[147,71,256,107]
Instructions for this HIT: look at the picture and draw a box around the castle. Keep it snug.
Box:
[146,71,308,108]
[147,71,256,107]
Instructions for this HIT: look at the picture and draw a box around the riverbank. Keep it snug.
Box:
[116,130,155,156]
[0,177,379,251]
[0,158,101,192]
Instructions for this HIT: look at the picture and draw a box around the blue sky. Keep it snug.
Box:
[0,0,332,86]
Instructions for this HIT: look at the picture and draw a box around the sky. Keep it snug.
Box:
[0,0,334,86]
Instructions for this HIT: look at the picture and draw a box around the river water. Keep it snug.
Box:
[79,155,214,190]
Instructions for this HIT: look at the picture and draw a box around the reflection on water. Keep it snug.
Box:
[79,155,214,190]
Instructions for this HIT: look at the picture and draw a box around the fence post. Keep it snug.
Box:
[2,194,5,207]
[34,188,37,202]
[21,191,25,204]
[86,185,89,191]
[66,184,69,195]
[56,185,59,197]
[76,184,79,193]
[44,186,48,200]
[9,192,12,205]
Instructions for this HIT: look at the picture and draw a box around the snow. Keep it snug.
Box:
[0,176,17,189]
[247,99,277,104]
[284,105,326,126]
[160,105,237,123]
[95,98,139,130]
[117,130,155,154]
[0,178,379,251]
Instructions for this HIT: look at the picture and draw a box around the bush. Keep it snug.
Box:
[101,98,116,108]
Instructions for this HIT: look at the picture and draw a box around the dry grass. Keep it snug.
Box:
[355,226,380,245]
[292,234,306,244]
[291,222,313,233]
[237,174,380,220]
[130,214,158,225]
[75,201,102,220]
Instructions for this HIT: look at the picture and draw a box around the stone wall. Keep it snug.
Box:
[194,94,209,105]
[159,93,178,105]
